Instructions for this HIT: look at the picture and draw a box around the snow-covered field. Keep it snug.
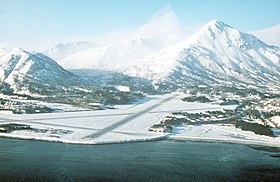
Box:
[171,124,280,148]
[0,93,279,147]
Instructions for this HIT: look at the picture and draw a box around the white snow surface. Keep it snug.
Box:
[0,48,29,84]
[271,116,280,128]
[116,85,130,92]
[0,93,279,147]
[171,124,280,148]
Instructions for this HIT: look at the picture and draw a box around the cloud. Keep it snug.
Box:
[90,6,190,46]
[250,24,280,47]
[137,6,185,42]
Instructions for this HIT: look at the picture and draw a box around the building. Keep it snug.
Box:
[148,124,166,132]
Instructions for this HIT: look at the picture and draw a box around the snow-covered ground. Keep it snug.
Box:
[171,124,280,148]
[0,93,279,147]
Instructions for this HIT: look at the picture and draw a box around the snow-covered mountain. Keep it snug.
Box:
[124,20,280,87]
[251,24,280,47]
[59,37,163,70]
[44,41,97,61]
[0,48,81,93]
[1,20,279,94]
[71,69,156,93]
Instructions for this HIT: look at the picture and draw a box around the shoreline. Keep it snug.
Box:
[0,134,168,145]
[169,136,280,148]
[1,133,280,149]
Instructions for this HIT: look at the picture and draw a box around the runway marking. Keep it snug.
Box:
[0,92,223,140]
[83,94,178,139]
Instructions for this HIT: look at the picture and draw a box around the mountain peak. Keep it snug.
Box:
[0,47,82,94]
[200,20,234,34]
[123,19,280,86]
[191,19,249,48]
[206,19,228,26]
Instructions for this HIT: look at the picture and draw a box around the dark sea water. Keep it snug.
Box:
[0,138,279,181]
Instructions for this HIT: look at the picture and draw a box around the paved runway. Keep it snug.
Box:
[0,93,224,142]
[83,94,178,139]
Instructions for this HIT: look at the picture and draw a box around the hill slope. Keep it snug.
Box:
[0,48,82,94]
[124,20,280,88]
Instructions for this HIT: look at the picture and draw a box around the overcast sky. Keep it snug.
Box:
[0,0,279,50]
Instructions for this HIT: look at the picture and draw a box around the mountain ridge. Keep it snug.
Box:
[1,20,280,95]
[123,20,280,88]
[0,48,82,94]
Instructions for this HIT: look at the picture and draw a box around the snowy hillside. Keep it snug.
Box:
[1,20,279,94]
[124,20,280,87]
[71,69,156,93]
[44,41,97,61]
[0,48,81,93]
[251,24,280,47]
[59,37,163,70]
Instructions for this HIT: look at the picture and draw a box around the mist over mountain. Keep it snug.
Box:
[251,24,280,47]
[59,37,164,70]
[44,41,97,61]
[1,20,280,95]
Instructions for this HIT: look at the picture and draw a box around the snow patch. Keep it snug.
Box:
[116,85,130,92]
